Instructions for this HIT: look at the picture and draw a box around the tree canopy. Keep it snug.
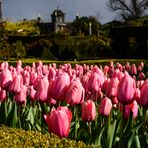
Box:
[71,16,102,36]
[109,0,148,21]
[3,20,40,36]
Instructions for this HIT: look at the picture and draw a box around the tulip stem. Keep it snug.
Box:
[119,104,126,148]
[41,103,45,134]
[74,106,78,140]
[88,122,92,136]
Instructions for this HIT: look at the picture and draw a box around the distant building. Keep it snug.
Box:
[38,8,69,34]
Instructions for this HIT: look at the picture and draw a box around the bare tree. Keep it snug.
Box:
[109,0,148,21]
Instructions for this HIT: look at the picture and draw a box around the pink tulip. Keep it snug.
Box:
[131,64,137,75]
[37,60,43,67]
[138,72,145,80]
[15,85,27,105]
[137,80,144,89]
[9,74,23,94]
[0,69,12,90]
[23,70,30,86]
[34,76,49,102]
[92,66,105,86]
[139,62,144,68]
[44,106,72,138]
[42,65,48,75]
[29,85,36,101]
[48,67,56,80]
[124,101,138,119]
[134,88,141,101]
[137,79,148,107]
[103,65,109,76]
[137,65,142,72]
[65,78,85,105]
[125,62,131,71]
[112,69,124,81]
[51,72,70,101]
[30,71,38,86]
[101,78,110,93]
[99,97,112,116]
[82,100,96,122]
[87,72,102,92]
[117,73,136,104]
[0,61,9,70]
[0,87,6,102]
[16,60,23,73]
[81,72,91,92]
[106,77,119,98]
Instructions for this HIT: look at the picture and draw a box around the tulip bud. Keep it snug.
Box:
[123,101,138,119]
[131,64,137,75]
[117,74,136,104]
[137,79,148,107]
[0,87,6,102]
[0,69,12,90]
[65,78,85,105]
[9,74,23,94]
[99,97,112,116]
[15,85,27,105]
[106,77,119,99]
[82,100,96,122]
[44,106,72,138]
[34,76,49,103]
[51,72,70,101]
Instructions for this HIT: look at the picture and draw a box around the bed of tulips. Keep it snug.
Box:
[0,60,148,147]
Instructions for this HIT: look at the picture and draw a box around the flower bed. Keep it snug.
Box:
[0,60,147,147]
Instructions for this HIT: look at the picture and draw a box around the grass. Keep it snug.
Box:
[1,58,148,66]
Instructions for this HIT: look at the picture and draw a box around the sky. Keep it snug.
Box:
[2,0,117,24]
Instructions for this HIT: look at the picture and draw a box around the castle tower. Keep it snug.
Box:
[51,7,66,33]
[51,7,65,23]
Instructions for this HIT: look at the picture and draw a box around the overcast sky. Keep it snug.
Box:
[2,0,117,24]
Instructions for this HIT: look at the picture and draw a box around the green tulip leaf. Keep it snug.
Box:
[6,102,18,128]
[0,101,8,124]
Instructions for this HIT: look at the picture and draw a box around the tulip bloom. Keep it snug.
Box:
[44,106,72,138]
[0,87,6,102]
[29,85,36,101]
[48,67,56,81]
[131,64,137,75]
[23,70,30,86]
[137,79,148,107]
[34,76,49,102]
[123,101,138,119]
[92,66,105,86]
[106,77,119,98]
[0,69,12,90]
[15,85,27,105]
[87,72,102,92]
[101,78,110,93]
[65,78,85,105]
[50,72,70,101]
[117,73,136,104]
[99,97,112,116]
[9,74,23,94]
[82,100,96,122]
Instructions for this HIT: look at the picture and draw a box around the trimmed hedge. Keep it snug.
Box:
[0,125,100,148]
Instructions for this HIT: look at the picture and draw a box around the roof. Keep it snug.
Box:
[51,8,65,16]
